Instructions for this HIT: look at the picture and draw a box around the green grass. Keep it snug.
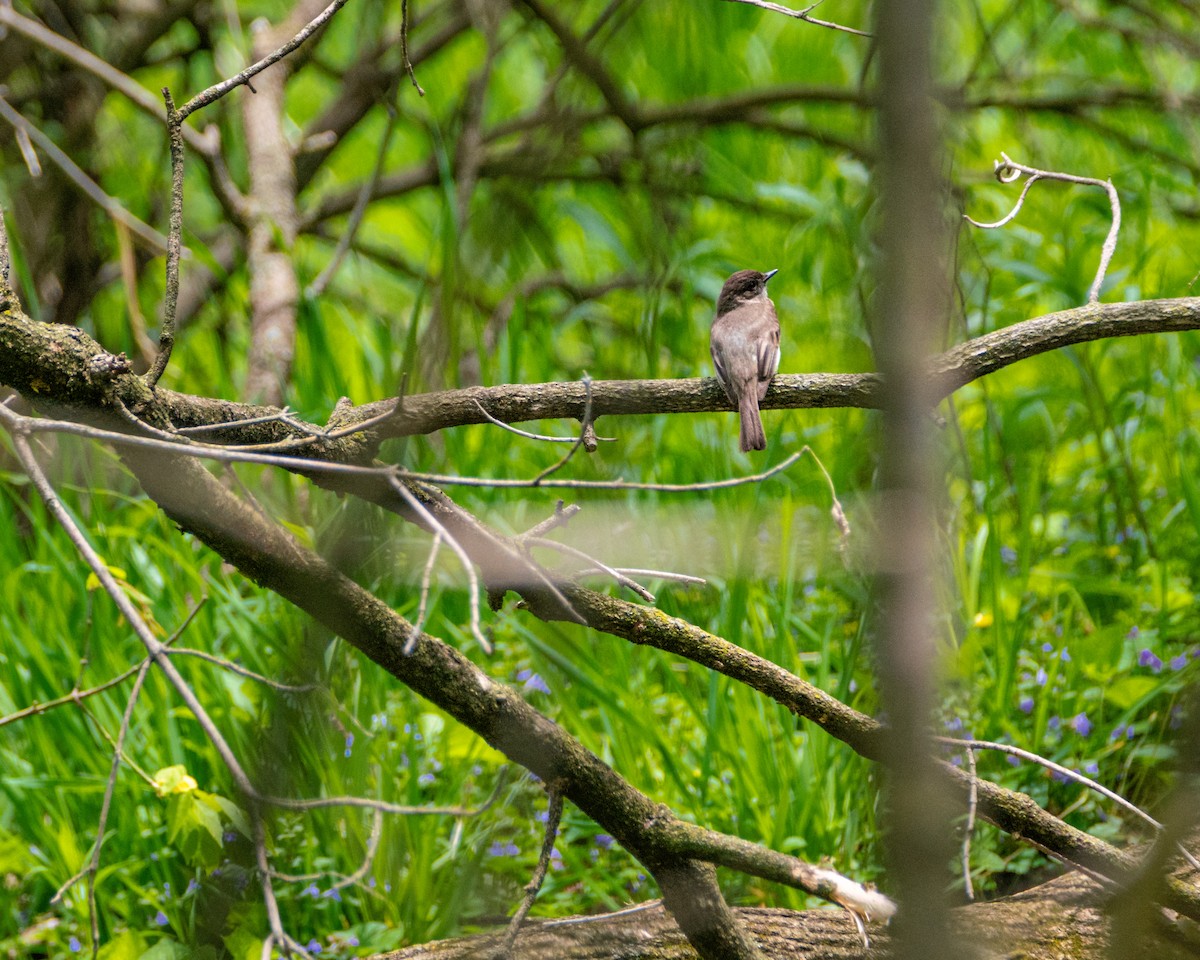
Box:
[4,1,1200,956]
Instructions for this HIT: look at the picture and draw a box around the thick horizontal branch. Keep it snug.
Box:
[3,298,1199,458]
[356,296,1200,439]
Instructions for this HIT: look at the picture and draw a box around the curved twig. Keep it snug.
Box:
[965,152,1122,304]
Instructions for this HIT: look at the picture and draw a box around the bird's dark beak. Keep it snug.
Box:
[763,268,779,282]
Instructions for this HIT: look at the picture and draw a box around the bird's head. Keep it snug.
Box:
[716,268,778,316]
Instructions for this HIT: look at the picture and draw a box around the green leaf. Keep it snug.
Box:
[138,940,192,960]
[1104,677,1160,711]
[166,791,225,869]
[97,932,147,960]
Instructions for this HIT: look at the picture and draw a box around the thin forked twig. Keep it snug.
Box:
[964,152,1122,304]
[167,648,320,693]
[269,771,510,892]
[473,397,616,444]
[146,0,352,388]
[524,536,656,603]
[407,530,443,652]
[177,0,351,121]
[0,661,142,728]
[532,373,597,484]
[415,448,805,491]
[500,785,564,957]
[941,736,1200,872]
[387,476,491,654]
[718,0,872,37]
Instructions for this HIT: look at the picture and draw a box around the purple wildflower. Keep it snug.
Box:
[1138,649,1162,672]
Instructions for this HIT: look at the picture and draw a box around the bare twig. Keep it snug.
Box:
[415,449,805,491]
[85,660,151,957]
[0,405,814,493]
[250,803,307,956]
[400,0,425,95]
[962,746,977,901]
[796,445,851,555]
[525,536,656,603]
[387,476,491,654]
[520,501,583,539]
[407,530,443,652]
[964,152,1122,304]
[42,659,151,958]
[531,373,596,484]
[500,785,564,957]
[473,398,616,444]
[13,123,40,175]
[263,767,508,817]
[542,899,665,927]
[166,648,320,693]
[145,88,185,388]
[941,736,1200,872]
[582,567,707,586]
[0,662,142,728]
[718,0,872,37]
[176,0,351,121]
[176,408,304,434]
[270,772,509,892]
[331,809,384,891]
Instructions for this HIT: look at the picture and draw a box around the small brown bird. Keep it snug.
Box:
[710,268,780,452]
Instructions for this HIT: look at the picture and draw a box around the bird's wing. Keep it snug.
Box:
[756,322,781,382]
[711,341,736,403]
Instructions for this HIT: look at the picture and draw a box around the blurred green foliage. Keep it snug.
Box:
[1,0,1199,956]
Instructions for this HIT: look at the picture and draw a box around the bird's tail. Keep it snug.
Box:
[738,389,766,452]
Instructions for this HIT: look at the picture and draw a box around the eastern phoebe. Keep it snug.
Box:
[710,268,780,452]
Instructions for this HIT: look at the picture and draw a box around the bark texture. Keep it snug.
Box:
[372,872,1200,960]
